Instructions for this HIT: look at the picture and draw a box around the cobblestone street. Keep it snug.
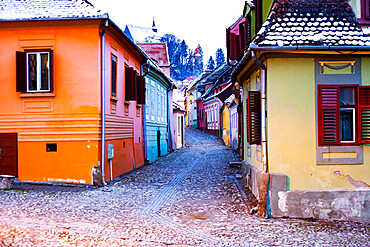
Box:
[0,128,369,246]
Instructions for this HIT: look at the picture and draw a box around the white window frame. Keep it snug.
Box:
[26,51,50,92]
[340,108,356,143]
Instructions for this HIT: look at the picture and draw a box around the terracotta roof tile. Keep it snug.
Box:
[137,43,170,67]
[254,0,370,47]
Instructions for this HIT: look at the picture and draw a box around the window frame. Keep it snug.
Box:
[111,54,117,97]
[26,51,51,92]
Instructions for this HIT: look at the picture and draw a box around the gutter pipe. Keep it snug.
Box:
[141,62,151,162]
[251,51,268,173]
[100,19,109,186]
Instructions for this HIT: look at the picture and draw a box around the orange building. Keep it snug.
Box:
[0,0,147,185]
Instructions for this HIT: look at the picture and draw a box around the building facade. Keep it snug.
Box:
[0,0,147,185]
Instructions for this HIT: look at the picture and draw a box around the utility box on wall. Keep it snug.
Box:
[107,144,114,160]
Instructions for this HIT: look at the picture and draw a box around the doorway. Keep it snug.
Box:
[157,130,161,157]
[0,133,18,177]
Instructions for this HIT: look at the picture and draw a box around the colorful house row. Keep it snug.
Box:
[0,0,183,186]
[185,63,234,144]
[227,0,370,223]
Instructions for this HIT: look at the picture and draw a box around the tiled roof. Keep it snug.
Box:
[138,43,170,67]
[201,63,232,98]
[254,0,370,47]
[0,0,106,21]
[125,25,161,43]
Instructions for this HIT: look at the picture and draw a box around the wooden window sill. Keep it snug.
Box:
[124,101,131,106]
[20,92,55,98]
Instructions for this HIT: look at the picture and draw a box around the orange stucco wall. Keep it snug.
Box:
[0,20,145,184]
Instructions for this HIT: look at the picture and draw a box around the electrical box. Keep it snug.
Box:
[107,144,114,159]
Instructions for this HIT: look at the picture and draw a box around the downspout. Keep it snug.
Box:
[141,62,150,162]
[100,20,109,185]
[219,105,223,138]
[167,83,175,152]
[251,51,268,173]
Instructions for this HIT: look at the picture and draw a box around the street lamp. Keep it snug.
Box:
[189,93,194,102]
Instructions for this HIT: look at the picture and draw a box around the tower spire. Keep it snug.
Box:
[152,17,158,33]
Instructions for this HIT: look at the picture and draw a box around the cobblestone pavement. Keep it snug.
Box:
[0,128,369,246]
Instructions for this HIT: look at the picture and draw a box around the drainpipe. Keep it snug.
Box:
[141,62,150,162]
[251,51,268,173]
[100,20,109,186]
[167,83,175,152]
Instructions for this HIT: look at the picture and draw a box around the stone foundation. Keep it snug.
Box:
[0,175,15,189]
[241,161,370,223]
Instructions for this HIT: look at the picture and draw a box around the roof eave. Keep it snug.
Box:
[231,43,370,82]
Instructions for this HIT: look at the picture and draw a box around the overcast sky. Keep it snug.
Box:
[89,0,245,62]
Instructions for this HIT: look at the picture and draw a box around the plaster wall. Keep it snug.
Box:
[267,57,370,191]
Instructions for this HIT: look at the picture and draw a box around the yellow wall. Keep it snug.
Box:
[267,57,370,190]
[222,105,230,146]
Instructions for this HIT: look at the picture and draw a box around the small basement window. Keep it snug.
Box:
[46,143,57,152]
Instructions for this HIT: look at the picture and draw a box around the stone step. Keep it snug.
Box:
[229,161,242,168]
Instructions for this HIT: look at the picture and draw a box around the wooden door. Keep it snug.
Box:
[0,133,18,177]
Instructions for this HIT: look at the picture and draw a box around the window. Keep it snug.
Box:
[318,85,370,145]
[247,91,261,145]
[46,143,57,152]
[16,50,53,93]
[111,55,117,97]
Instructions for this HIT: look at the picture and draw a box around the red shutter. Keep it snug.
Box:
[137,75,146,105]
[255,0,262,31]
[318,85,340,145]
[230,33,238,61]
[16,51,27,92]
[358,86,370,143]
[248,91,261,145]
[49,50,54,93]
[226,29,231,61]
[125,67,135,101]
[133,72,138,101]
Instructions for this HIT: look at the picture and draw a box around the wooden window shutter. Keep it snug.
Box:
[226,29,231,61]
[237,35,243,61]
[111,56,117,97]
[230,33,238,60]
[49,50,54,93]
[16,51,27,92]
[239,21,246,51]
[247,14,252,45]
[125,67,135,101]
[248,91,261,144]
[133,72,138,101]
[137,75,146,104]
[366,0,370,19]
[358,86,370,143]
[317,85,340,145]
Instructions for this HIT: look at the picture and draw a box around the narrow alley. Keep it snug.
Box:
[0,128,368,246]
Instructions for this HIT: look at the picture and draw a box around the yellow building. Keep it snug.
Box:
[232,1,370,223]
